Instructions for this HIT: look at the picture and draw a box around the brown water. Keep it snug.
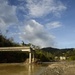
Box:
[0,63,47,75]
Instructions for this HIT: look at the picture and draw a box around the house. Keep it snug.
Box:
[60,56,66,60]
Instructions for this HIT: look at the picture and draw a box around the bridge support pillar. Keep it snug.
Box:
[29,52,32,64]
[32,51,35,63]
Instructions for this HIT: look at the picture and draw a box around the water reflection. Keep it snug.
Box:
[0,63,47,75]
[28,64,35,75]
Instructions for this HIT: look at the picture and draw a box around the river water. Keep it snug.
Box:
[0,63,48,75]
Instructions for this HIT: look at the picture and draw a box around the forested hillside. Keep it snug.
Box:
[0,33,28,63]
[0,33,75,63]
[41,47,75,61]
[0,34,19,47]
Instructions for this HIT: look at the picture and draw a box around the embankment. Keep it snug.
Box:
[40,61,75,75]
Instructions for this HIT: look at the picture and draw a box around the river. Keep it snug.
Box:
[0,63,48,75]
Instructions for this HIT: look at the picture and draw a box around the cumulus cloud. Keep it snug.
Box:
[0,0,18,33]
[46,21,62,29]
[0,0,67,47]
[26,0,67,17]
[19,20,55,47]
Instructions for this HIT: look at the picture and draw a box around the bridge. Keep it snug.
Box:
[0,47,35,64]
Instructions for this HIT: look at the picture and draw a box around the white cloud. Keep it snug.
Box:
[0,18,7,33]
[46,21,62,29]
[19,20,55,47]
[0,0,18,33]
[0,0,67,48]
[26,0,67,17]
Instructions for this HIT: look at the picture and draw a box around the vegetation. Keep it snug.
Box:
[35,49,54,62]
[40,47,75,61]
[0,33,20,47]
[0,33,75,63]
[0,33,29,63]
[0,51,28,63]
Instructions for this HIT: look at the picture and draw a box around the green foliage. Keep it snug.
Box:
[0,51,29,63]
[1,33,75,62]
[68,56,75,61]
[39,47,75,61]
[35,49,54,62]
[0,34,20,47]
[0,34,28,63]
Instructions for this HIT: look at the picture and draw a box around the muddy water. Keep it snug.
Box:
[0,63,47,75]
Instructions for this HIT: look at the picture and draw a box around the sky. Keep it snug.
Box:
[0,0,75,48]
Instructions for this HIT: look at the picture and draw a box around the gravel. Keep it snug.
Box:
[40,61,75,75]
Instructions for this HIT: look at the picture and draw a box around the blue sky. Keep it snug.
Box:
[0,0,75,48]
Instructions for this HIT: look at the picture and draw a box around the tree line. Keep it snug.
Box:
[0,33,75,63]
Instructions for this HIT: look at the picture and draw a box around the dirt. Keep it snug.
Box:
[40,61,75,75]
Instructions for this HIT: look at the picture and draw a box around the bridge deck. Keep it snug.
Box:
[0,47,30,52]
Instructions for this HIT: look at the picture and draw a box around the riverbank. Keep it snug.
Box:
[40,61,75,75]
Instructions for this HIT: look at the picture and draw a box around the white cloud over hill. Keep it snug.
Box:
[0,0,67,47]
[19,20,55,47]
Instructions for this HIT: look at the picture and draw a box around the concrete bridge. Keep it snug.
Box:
[0,47,35,64]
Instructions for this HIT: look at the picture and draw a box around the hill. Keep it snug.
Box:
[0,34,19,47]
[0,33,75,62]
[40,47,75,61]
[0,34,28,63]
